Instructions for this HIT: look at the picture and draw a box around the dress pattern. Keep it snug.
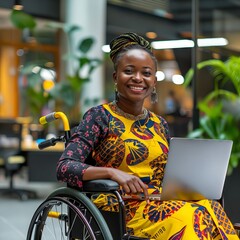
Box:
[57,101,239,240]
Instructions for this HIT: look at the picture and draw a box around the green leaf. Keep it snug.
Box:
[203,89,237,104]
[79,57,90,68]
[88,59,102,74]
[65,25,81,35]
[199,116,217,139]
[10,10,36,29]
[187,129,204,138]
[183,68,194,87]
[198,100,222,118]
[78,38,94,53]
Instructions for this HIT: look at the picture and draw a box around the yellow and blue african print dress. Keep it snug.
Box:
[58,102,239,240]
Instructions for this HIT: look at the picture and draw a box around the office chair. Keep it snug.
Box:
[0,119,37,200]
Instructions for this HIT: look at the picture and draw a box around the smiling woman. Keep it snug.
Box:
[112,48,157,113]
[56,32,239,239]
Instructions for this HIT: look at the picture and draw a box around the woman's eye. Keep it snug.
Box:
[124,69,132,74]
[144,71,152,77]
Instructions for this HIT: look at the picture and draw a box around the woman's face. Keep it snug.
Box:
[113,49,157,104]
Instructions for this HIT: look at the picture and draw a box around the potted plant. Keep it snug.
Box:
[184,56,240,175]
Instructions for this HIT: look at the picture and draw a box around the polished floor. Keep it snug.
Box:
[1,168,240,239]
[0,168,61,240]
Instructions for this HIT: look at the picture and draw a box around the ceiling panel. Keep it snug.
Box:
[107,0,171,18]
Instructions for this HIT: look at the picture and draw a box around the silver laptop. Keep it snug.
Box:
[160,137,233,201]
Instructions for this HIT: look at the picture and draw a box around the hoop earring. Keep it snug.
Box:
[151,87,158,104]
[115,83,119,102]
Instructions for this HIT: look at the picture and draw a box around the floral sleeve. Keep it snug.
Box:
[56,105,109,188]
[159,115,171,143]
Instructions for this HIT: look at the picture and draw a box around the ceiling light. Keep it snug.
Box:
[146,32,157,39]
[102,45,111,53]
[152,40,194,49]
[172,75,184,85]
[101,38,228,53]
[13,0,23,10]
[156,71,165,81]
[197,38,228,47]
[151,38,228,49]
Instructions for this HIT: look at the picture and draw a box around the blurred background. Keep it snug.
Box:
[1,0,240,131]
[0,0,240,239]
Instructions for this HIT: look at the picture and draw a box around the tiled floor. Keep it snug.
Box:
[0,168,60,240]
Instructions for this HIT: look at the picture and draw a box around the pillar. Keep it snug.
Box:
[61,0,107,114]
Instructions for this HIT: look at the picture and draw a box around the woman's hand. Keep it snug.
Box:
[83,166,149,202]
[108,168,149,201]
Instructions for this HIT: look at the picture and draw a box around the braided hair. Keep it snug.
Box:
[109,32,157,70]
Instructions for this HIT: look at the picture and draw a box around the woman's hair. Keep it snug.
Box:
[109,32,157,70]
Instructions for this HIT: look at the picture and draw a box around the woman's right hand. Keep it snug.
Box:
[83,166,149,201]
[108,168,149,201]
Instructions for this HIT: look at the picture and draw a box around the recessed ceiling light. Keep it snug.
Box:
[151,38,228,49]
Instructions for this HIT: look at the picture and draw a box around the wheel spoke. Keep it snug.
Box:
[27,193,112,240]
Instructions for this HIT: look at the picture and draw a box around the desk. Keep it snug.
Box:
[22,142,64,182]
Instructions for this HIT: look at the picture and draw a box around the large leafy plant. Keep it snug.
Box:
[19,61,55,122]
[49,23,102,122]
[184,56,240,174]
[185,56,240,101]
[19,23,102,123]
[11,7,102,124]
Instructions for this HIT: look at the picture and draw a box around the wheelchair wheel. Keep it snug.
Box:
[27,187,113,240]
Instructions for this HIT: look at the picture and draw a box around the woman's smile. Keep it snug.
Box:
[128,85,146,93]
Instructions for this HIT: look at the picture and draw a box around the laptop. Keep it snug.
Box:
[160,137,233,201]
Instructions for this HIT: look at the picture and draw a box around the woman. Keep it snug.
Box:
[57,32,238,239]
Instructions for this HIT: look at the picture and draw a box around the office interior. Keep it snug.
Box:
[0,0,240,238]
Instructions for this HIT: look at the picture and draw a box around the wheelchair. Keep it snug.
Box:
[26,112,240,240]
[26,112,149,240]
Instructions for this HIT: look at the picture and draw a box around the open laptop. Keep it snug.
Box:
[160,137,233,201]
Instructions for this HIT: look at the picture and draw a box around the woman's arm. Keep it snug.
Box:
[159,115,171,143]
[56,106,109,188]
[57,105,149,199]
[83,166,149,200]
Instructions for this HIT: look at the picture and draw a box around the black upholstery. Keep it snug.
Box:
[0,119,36,200]
[83,179,120,192]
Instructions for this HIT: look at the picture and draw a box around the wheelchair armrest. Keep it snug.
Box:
[82,179,120,192]
[234,222,240,231]
[234,223,240,237]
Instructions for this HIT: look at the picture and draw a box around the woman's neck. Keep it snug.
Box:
[114,100,145,116]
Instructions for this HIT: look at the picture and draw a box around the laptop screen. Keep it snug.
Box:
[160,137,233,201]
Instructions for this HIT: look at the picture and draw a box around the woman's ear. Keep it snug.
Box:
[113,71,117,83]
[154,75,157,86]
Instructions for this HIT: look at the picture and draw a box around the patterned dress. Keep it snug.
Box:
[57,101,239,240]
